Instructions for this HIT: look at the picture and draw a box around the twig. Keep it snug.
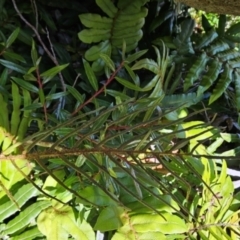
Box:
[11,0,66,92]
[35,66,48,122]
[30,0,38,31]
[73,73,81,88]
[0,180,20,209]
[71,61,125,116]
[10,159,65,204]
[45,27,66,92]
[45,27,56,60]
[0,148,238,161]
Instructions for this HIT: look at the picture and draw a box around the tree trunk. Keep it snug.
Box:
[175,0,240,16]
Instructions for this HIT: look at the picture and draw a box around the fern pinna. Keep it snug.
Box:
[154,15,240,122]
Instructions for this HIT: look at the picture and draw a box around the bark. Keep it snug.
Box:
[175,0,240,16]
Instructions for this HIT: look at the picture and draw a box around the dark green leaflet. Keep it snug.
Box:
[197,59,222,97]
[209,64,233,104]
[184,52,209,91]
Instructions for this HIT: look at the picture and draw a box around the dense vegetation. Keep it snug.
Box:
[0,0,240,239]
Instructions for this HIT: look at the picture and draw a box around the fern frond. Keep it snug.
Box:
[78,0,148,71]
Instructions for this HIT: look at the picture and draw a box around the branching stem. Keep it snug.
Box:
[11,0,66,92]
[71,61,125,116]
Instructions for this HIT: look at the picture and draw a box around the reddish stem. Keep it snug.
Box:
[71,61,125,116]
[36,67,48,122]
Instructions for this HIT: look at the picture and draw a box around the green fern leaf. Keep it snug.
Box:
[184,52,209,91]
[217,49,240,62]
[209,64,233,104]
[78,0,148,66]
[79,13,113,29]
[96,0,118,18]
[207,40,229,56]
[116,8,148,22]
[234,70,240,111]
[85,41,111,61]
[224,34,240,43]
[195,28,218,50]
[111,29,143,49]
[228,57,240,68]
[161,92,202,107]
[78,29,111,44]
[0,183,40,222]
[197,59,222,97]
[117,0,149,12]
[11,227,43,240]
[216,15,226,37]
[178,18,195,43]
[226,22,240,36]
[3,201,51,235]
